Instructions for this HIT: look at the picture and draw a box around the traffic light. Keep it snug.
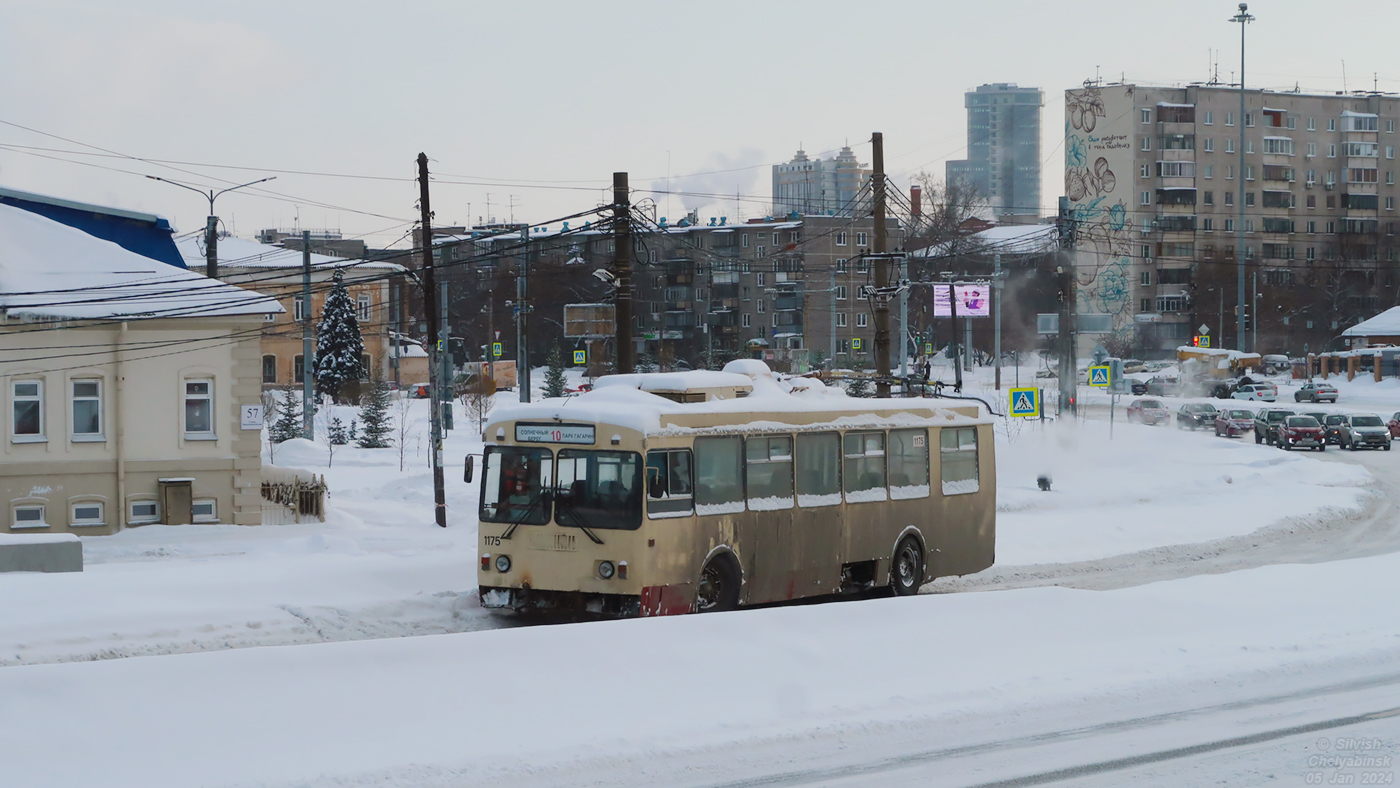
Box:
[1191,336,1201,347]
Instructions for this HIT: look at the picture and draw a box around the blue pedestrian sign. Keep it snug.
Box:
[1008,387,1040,418]
[492,342,503,358]
[1088,365,1110,387]
[573,349,586,365]
[852,338,863,351]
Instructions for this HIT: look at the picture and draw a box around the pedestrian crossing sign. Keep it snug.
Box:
[924,342,933,355]
[573,350,586,365]
[492,342,503,358]
[1088,365,1110,387]
[1009,387,1040,418]
[852,338,863,351]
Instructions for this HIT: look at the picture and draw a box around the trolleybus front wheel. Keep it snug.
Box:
[890,536,926,596]
[696,555,741,613]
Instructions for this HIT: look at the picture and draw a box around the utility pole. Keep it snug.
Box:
[1231,3,1254,351]
[145,175,274,280]
[899,256,909,387]
[872,132,891,397]
[440,280,453,429]
[516,223,532,403]
[829,267,837,371]
[613,172,634,374]
[417,152,447,529]
[993,253,1003,390]
[486,292,495,383]
[390,277,401,389]
[1057,197,1078,416]
[301,231,315,439]
[949,281,964,392]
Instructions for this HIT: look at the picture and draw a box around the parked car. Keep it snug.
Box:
[1322,414,1350,444]
[1254,408,1296,445]
[1278,415,1326,451]
[1128,378,1150,395]
[1295,382,1339,403]
[1144,360,1175,372]
[1390,412,1400,439]
[1126,398,1171,425]
[1122,359,1146,374]
[1177,402,1219,430]
[1232,384,1277,402]
[1214,408,1256,438]
[409,382,432,399]
[1262,354,1291,375]
[1337,413,1392,451]
[1035,368,1058,379]
[1146,376,1181,396]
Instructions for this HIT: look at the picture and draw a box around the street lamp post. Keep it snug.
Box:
[146,176,276,279]
[1230,3,1254,351]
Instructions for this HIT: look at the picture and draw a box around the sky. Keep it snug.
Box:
[3,0,1398,249]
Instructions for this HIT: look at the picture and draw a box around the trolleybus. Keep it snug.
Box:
[472,361,995,616]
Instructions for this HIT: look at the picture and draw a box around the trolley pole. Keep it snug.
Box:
[872,132,891,398]
[417,152,448,528]
[613,172,634,374]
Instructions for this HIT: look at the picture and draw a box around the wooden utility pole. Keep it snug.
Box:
[872,132,891,397]
[613,172,634,374]
[301,231,315,439]
[516,223,532,403]
[417,153,447,528]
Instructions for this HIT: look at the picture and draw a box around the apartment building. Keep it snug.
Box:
[1063,82,1400,355]
[947,83,1044,220]
[772,147,873,218]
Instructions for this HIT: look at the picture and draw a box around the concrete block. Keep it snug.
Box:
[0,534,83,573]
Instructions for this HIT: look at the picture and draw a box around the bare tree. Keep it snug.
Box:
[393,393,418,473]
[905,171,992,256]
[460,375,495,435]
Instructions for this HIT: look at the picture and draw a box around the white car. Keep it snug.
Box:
[1232,384,1277,402]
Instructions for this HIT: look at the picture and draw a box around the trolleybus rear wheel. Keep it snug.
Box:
[696,555,741,613]
[890,536,925,596]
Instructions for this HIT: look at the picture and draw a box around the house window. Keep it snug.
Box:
[360,355,372,380]
[856,313,869,328]
[1245,113,1255,128]
[1204,110,1214,125]
[71,380,102,439]
[262,355,278,384]
[1204,138,1214,153]
[835,232,847,246]
[856,232,868,247]
[294,296,308,322]
[12,505,46,529]
[856,258,869,274]
[1225,218,1235,231]
[1140,271,1151,286]
[756,272,766,286]
[1226,165,1234,180]
[356,294,372,323]
[837,339,849,354]
[1204,165,1214,179]
[184,379,214,438]
[1308,117,1316,131]
[836,313,847,327]
[1141,137,1151,152]
[1328,144,1337,158]
[1225,139,1235,154]
[836,258,848,273]
[1307,142,1317,158]
[1203,191,1214,206]
[1307,221,1316,233]
[1225,112,1235,126]
[836,285,848,301]
[1328,118,1337,132]
[1141,108,1152,124]
[1140,191,1151,205]
[742,234,750,248]
[1307,247,1316,260]
[1388,197,1396,211]
[1140,164,1151,178]
[757,299,766,314]
[1202,218,1214,231]
[1288,117,1297,130]
[70,502,104,527]
[294,355,305,382]
[129,499,160,525]
[741,313,752,328]
[1225,193,1234,207]
[1140,245,1151,259]
[12,379,43,440]
[192,499,218,523]
[1389,146,1396,160]
[1246,140,1255,154]
[1390,120,1396,133]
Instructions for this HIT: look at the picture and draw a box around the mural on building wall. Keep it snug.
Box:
[1064,87,1135,346]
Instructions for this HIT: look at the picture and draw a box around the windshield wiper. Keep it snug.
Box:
[553,496,605,545]
[499,490,548,540]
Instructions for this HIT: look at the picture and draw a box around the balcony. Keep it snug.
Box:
[664,312,697,328]
[775,295,804,311]
[1154,215,1197,232]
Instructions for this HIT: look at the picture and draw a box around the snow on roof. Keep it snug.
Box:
[910,223,1057,258]
[1156,102,1195,107]
[1342,110,1378,117]
[1263,135,1292,141]
[1262,107,1288,112]
[595,369,754,394]
[488,361,987,436]
[0,204,282,320]
[1342,306,1400,337]
[1175,346,1261,361]
[176,236,403,272]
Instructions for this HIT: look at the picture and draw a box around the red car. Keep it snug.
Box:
[1126,398,1170,425]
[1278,415,1326,452]
[1214,408,1255,438]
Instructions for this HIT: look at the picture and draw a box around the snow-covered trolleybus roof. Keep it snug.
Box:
[486,360,990,439]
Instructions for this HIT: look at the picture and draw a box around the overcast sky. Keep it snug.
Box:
[3,0,1398,248]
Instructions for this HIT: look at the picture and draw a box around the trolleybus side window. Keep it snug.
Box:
[480,446,553,525]
[843,431,887,503]
[940,427,980,495]
[694,436,745,515]
[646,449,694,518]
[556,450,644,530]
[888,429,931,500]
[795,431,841,507]
[745,435,794,510]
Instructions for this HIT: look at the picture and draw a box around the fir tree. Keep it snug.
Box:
[315,269,364,402]
[270,384,303,443]
[543,346,568,398]
[845,376,873,398]
[636,351,659,373]
[357,371,393,448]
[328,418,349,445]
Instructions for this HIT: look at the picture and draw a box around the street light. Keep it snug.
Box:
[146,175,276,279]
[1230,2,1255,351]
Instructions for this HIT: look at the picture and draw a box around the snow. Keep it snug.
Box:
[1343,305,1400,337]
[941,478,980,495]
[695,501,745,516]
[890,483,930,500]
[0,532,79,546]
[0,204,283,320]
[796,492,842,508]
[844,487,888,503]
[746,495,794,511]
[593,369,753,393]
[176,235,403,271]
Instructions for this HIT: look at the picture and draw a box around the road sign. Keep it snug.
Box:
[852,338,863,351]
[1088,365,1110,387]
[924,342,933,355]
[1008,387,1041,418]
[572,349,586,365]
[1198,323,1210,335]
[1198,335,1211,348]
[492,342,503,358]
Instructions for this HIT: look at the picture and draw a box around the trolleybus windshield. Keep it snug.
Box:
[555,450,644,530]
[480,446,553,525]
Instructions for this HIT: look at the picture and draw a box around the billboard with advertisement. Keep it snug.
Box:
[932,284,991,317]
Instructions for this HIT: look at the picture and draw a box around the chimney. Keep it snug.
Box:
[910,185,922,220]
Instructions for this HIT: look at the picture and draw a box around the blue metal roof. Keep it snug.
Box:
[0,187,188,269]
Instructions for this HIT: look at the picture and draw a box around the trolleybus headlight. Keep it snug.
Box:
[495,554,512,573]
[598,560,616,579]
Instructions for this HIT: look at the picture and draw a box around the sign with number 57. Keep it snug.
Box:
[240,404,264,430]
